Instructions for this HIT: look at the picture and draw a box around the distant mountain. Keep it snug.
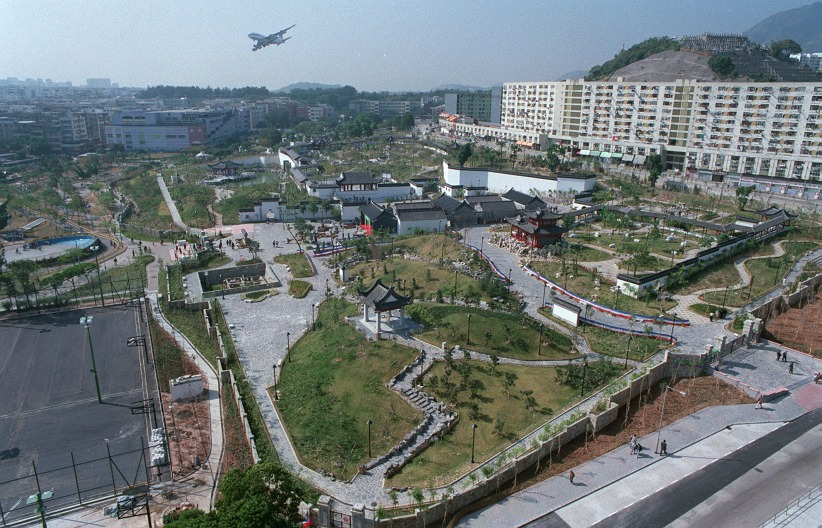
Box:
[435,84,487,92]
[745,2,822,52]
[274,82,343,93]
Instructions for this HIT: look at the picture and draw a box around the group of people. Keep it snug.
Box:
[627,434,667,457]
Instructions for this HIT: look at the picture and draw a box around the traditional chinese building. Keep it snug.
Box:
[507,209,567,248]
[360,279,411,337]
[207,160,243,176]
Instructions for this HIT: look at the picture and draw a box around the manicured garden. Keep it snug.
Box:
[528,260,676,317]
[408,303,579,361]
[277,298,423,479]
[274,252,314,278]
[387,359,623,487]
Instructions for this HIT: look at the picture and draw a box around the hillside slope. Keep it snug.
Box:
[745,1,822,52]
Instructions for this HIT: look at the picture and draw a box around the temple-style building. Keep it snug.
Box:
[507,209,567,248]
[207,160,243,176]
[360,279,411,337]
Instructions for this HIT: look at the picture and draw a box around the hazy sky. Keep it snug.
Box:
[0,0,814,92]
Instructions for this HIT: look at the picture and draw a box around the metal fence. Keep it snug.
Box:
[0,271,146,315]
[0,438,158,526]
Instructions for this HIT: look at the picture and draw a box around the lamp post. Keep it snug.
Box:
[311,303,316,330]
[624,334,633,368]
[453,270,457,303]
[80,316,102,404]
[272,363,279,400]
[747,275,755,300]
[507,268,512,292]
[466,313,472,345]
[367,419,373,458]
[538,323,544,356]
[471,423,478,463]
[480,236,484,257]
[326,278,330,297]
[542,282,547,308]
[580,360,588,397]
[722,285,730,308]
[655,384,687,454]
[286,332,291,363]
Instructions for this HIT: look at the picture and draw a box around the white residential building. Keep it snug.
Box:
[441,79,822,182]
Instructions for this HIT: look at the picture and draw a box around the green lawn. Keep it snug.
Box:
[277,298,423,479]
[386,361,578,488]
[274,252,314,278]
[539,308,670,361]
[288,279,312,298]
[700,241,818,307]
[409,303,579,361]
[528,260,676,317]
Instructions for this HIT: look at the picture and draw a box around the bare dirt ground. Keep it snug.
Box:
[163,386,212,479]
[763,289,822,357]
[448,376,753,525]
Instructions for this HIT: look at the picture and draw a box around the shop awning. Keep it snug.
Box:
[599,152,611,158]
[633,155,647,165]
[579,149,590,156]
[621,154,634,162]
[590,151,601,157]
[610,152,623,159]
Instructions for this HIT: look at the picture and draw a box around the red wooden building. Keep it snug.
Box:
[507,209,567,248]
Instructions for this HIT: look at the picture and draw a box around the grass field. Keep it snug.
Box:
[288,279,312,298]
[277,298,422,479]
[528,260,676,317]
[409,303,579,361]
[274,252,314,278]
[538,308,670,361]
[386,361,578,488]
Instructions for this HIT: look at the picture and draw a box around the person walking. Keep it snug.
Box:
[660,440,668,455]
[789,362,794,374]
[756,394,764,410]
[569,470,575,484]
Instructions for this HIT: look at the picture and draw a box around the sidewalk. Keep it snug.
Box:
[456,390,817,527]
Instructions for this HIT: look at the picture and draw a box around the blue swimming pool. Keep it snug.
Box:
[40,236,97,249]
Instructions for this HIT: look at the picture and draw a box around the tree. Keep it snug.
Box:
[457,143,473,167]
[163,461,304,527]
[736,185,754,210]
[647,154,664,187]
[708,56,735,76]
[770,39,802,59]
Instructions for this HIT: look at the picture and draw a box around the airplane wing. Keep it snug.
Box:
[248,33,266,41]
[273,24,295,37]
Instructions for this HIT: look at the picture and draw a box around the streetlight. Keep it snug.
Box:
[311,303,316,330]
[538,323,544,356]
[624,334,633,368]
[367,419,373,458]
[80,316,102,403]
[655,383,687,454]
[286,332,291,363]
[471,423,478,463]
[542,282,547,308]
[507,268,512,292]
[466,314,472,345]
[480,236,484,257]
[272,363,279,400]
[722,285,730,308]
[453,270,458,303]
[326,278,330,297]
[580,360,588,397]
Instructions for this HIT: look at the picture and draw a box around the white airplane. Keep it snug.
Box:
[248,25,295,51]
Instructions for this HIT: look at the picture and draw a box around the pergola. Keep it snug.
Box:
[360,279,411,336]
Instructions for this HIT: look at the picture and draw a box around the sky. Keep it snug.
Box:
[0,0,815,92]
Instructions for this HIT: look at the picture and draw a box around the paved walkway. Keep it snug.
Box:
[456,386,821,527]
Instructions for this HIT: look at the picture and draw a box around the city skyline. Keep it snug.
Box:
[1,0,816,92]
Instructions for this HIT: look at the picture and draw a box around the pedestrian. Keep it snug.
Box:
[636,443,643,458]
[776,351,781,361]
[789,362,794,374]
[783,352,788,363]
[756,394,763,410]
[660,440,668,455]
[569,470,575,484]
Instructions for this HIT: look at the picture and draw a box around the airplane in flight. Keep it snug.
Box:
[248,25,295,51]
